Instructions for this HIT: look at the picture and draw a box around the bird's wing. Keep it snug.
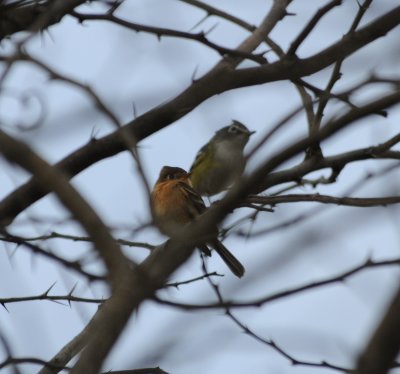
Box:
[189,142,209,172]
[177,181,206,215]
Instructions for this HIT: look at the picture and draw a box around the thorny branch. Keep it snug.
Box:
[243,194,400,209]
[1,230,155,250]
[200,257,351,372]
[1,1,400,373]
[71,11,268,64]
[0,231,104,281]
[0,3,399,225]
[155,257,400,310]
[0,271,221,308]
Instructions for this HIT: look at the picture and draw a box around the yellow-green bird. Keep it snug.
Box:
[190,121,255,196]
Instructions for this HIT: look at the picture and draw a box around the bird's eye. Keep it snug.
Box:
[166,174,175,180]
[228,125,239,134]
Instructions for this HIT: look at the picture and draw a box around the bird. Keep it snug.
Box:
[189,120,255,196]
[151,166,245,278]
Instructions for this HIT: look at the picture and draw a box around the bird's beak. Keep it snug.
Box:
[248,130,256,136]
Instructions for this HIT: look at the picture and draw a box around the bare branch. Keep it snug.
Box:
[0,231,104,281]
[244,194,400,208]
[39,311,95,374]
[253,95,400,195]
[0,272,222,308]
[0,130,131,286]
[14,231,155,250]
[70,11,267,64]
[0,290,104,307]
[0,0,87,40]
[314,0,374,131]
[287,0,343,56]
[102,368,169,374]
[0,356,68,372]
[165,271,223,288]
[155,257,400,310]
[200,257,350,372]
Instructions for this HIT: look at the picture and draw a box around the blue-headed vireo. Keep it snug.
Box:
[189,121,255,196]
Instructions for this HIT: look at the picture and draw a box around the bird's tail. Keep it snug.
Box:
[211,240,245,278]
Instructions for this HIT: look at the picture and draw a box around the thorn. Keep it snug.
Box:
[50,299,67,306]
[89,126,99,142]
[262,48,273,57]
[191,65,199,83]
[68,283,78,296]
[204,23,218,36]
[42,281,57,296]
[242,325,250,334]
[67,284,77,307]
[1,302,9,312]
[379,110,388,118]
[106,0,123,14]
[9,244,20,259]
[188,14,209,32]
[132,102,137,119]
[269,339,276,347]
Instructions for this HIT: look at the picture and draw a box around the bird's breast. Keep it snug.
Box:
[151,181,190,236]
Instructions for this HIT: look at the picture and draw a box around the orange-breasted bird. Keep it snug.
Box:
[151,166,245,278]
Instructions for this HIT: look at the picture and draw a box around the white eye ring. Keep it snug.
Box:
[228,125,240,134]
